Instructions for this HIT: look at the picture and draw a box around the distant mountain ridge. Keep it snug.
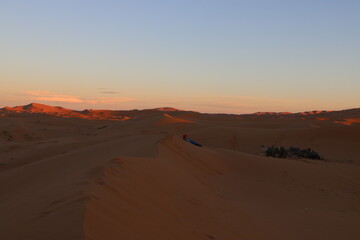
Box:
[249,108,360,118]
[253,110,331,116]
[0,103,186,120]
[1,103,359,124]
[3,103,73,113]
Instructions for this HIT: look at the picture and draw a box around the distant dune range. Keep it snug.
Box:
[0,103,359,240]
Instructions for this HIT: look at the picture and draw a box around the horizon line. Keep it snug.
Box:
[1,102,359,116]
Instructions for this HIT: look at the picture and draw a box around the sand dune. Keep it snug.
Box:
[0,104,359,240]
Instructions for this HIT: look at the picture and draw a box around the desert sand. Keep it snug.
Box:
[1,103,359,240]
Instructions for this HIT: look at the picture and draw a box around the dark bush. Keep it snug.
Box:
[264,146,322,160]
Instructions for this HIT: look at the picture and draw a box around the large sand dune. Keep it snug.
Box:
[1,104,359,240]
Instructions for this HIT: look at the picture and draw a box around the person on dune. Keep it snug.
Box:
[183,134,202,147]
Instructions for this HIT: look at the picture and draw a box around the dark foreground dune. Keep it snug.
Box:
[1,104,360,240]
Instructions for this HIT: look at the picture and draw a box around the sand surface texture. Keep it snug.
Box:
[1,103,360,240]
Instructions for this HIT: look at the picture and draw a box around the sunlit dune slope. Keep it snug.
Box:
[84,136,360,240]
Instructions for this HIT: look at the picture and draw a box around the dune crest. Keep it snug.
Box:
[154,113,193,125]
[3,103,72,113]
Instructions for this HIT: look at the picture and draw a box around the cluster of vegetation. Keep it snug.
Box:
[264,146,322,160]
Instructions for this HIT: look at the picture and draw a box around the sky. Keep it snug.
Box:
[1,0,359,113]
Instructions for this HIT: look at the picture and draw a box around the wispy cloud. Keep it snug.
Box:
[24,91,135,105]
[98,88,121,94]
[25,91,84,103]
[100,91,121,94]
[34,97,84,103]
[87,97,135,104]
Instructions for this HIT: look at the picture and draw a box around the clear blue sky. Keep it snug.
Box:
[1,0,359,113]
